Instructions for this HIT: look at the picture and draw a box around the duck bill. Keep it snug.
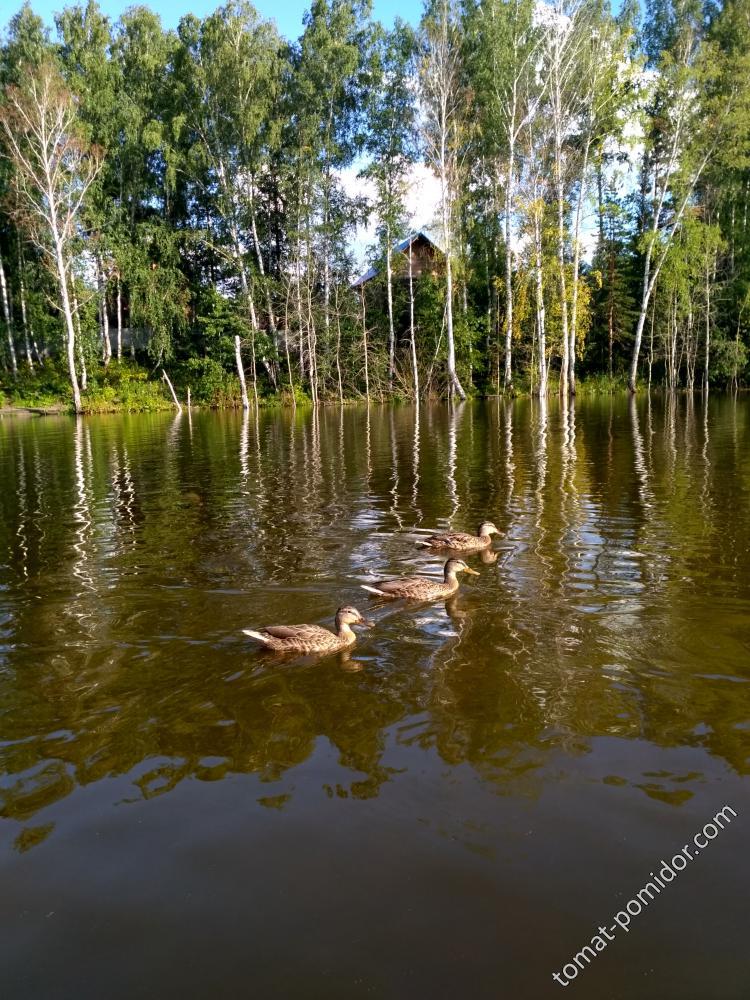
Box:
[464,567,480,576]
[359,618,376,628]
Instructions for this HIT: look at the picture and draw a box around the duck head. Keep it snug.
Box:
[336,606,374,628]
[445,558,480,577]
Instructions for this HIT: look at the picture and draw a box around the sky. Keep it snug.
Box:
[11,0,423,39]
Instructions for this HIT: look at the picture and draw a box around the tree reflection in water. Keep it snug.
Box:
[0,398,749,841]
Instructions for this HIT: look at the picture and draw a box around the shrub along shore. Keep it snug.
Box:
[0,358,645,414]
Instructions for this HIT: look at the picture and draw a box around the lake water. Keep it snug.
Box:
[1,397,748,999]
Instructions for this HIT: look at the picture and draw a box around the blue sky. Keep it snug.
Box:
[8,0,423,39]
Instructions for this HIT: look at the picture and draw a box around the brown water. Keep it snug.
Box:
[0,397,748,1000]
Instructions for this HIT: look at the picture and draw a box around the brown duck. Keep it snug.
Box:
[360,558,479,601]
[242,606,373,654]
[418,521,500,552]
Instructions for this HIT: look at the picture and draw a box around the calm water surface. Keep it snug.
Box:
[1,397,749,999]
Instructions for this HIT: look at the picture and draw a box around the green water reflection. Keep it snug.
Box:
[0,397,748,999]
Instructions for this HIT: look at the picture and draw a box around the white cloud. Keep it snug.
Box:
[338,159,443,272]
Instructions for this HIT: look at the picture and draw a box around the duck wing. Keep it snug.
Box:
[376,576,429,594]
[427,531,476,547]
[263,624,331,641]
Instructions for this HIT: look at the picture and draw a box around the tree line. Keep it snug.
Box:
[0,0,749,412]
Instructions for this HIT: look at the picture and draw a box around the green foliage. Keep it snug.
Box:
[174,357,242,407]
[193,287,251,366]
[710,334,749,384]
[0,359,174,412]
[81,364,172,413]
[0,359,71,407]
[1,0,749,403]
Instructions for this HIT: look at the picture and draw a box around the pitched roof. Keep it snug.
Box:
[352,229,444,287]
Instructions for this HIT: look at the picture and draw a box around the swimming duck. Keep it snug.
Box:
[242,606,373,654]
[418,521,500,551]
[360,558,479,601]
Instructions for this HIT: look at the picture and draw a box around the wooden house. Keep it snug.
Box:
[352,230,445,288]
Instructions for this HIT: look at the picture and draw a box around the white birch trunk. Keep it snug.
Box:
[248,180,276,333]
[385,221,395,390]
[56,241,82,413]
[116,275,122,361]
[629,88,722,391]
[409,240,419,399]
[533,203,548,397]
[161,368,182,413]
[17,258,34,370]
[503,132,516,391]
[73,290,87,392]
[0,250,17,377]
[703,258,711,393]
[554,133,569,394]
[98,257,111,365]
[235,334,249,410]
[568,139,591,395]
[360,288,370,403]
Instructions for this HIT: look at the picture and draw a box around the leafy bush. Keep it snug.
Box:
[81,360,173,412]
[576,373,628,395]
[0,359,72,408]
[711,336,748,386]
[174,356,242,407]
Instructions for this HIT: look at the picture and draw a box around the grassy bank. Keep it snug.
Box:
[2,359,637,415]
[0,359,245,414]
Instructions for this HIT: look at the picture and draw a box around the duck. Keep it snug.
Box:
[242,606,373,654]
[360,558,479,601]
[418,521,500,552]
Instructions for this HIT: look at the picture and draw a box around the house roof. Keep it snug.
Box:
[352,229,444,288]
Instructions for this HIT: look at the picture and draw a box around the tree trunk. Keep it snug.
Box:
[647,293,655,389]
[17,256,34,371]
[569,139,591,395]
[551,20,569,396]
[360,288,370,404]
[445,251,465,400]
[283,286,296,409]
[55,241,82,413]
[98,257,111,365]
[235,334,250,410]
[703,260,711,393]
[628,246,654,393]
[305,223,318,406]
[533,204,547,397]
[409,240,419,399]
[503,138,515,391]
[116,274,123,361]
[161,368,182,413]
[73,291,87,392]
[386,221,395,391]
[0,250,17,377]
[249,180,277,333]
[555,151,569,394]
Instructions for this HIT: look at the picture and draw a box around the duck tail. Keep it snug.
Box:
[242,629,271,645]
[360,584,387,597]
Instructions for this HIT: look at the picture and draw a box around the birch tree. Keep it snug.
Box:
[566,0,635,394]
[363,20,418,393]
[421,0,467,400]
[628,0,730,392]
[466,0,539,392]
[545,0,588,394]
[176,2,282,402]
[0,61,102,411]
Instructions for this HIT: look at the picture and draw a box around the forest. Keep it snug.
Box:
[0,0,749,412]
